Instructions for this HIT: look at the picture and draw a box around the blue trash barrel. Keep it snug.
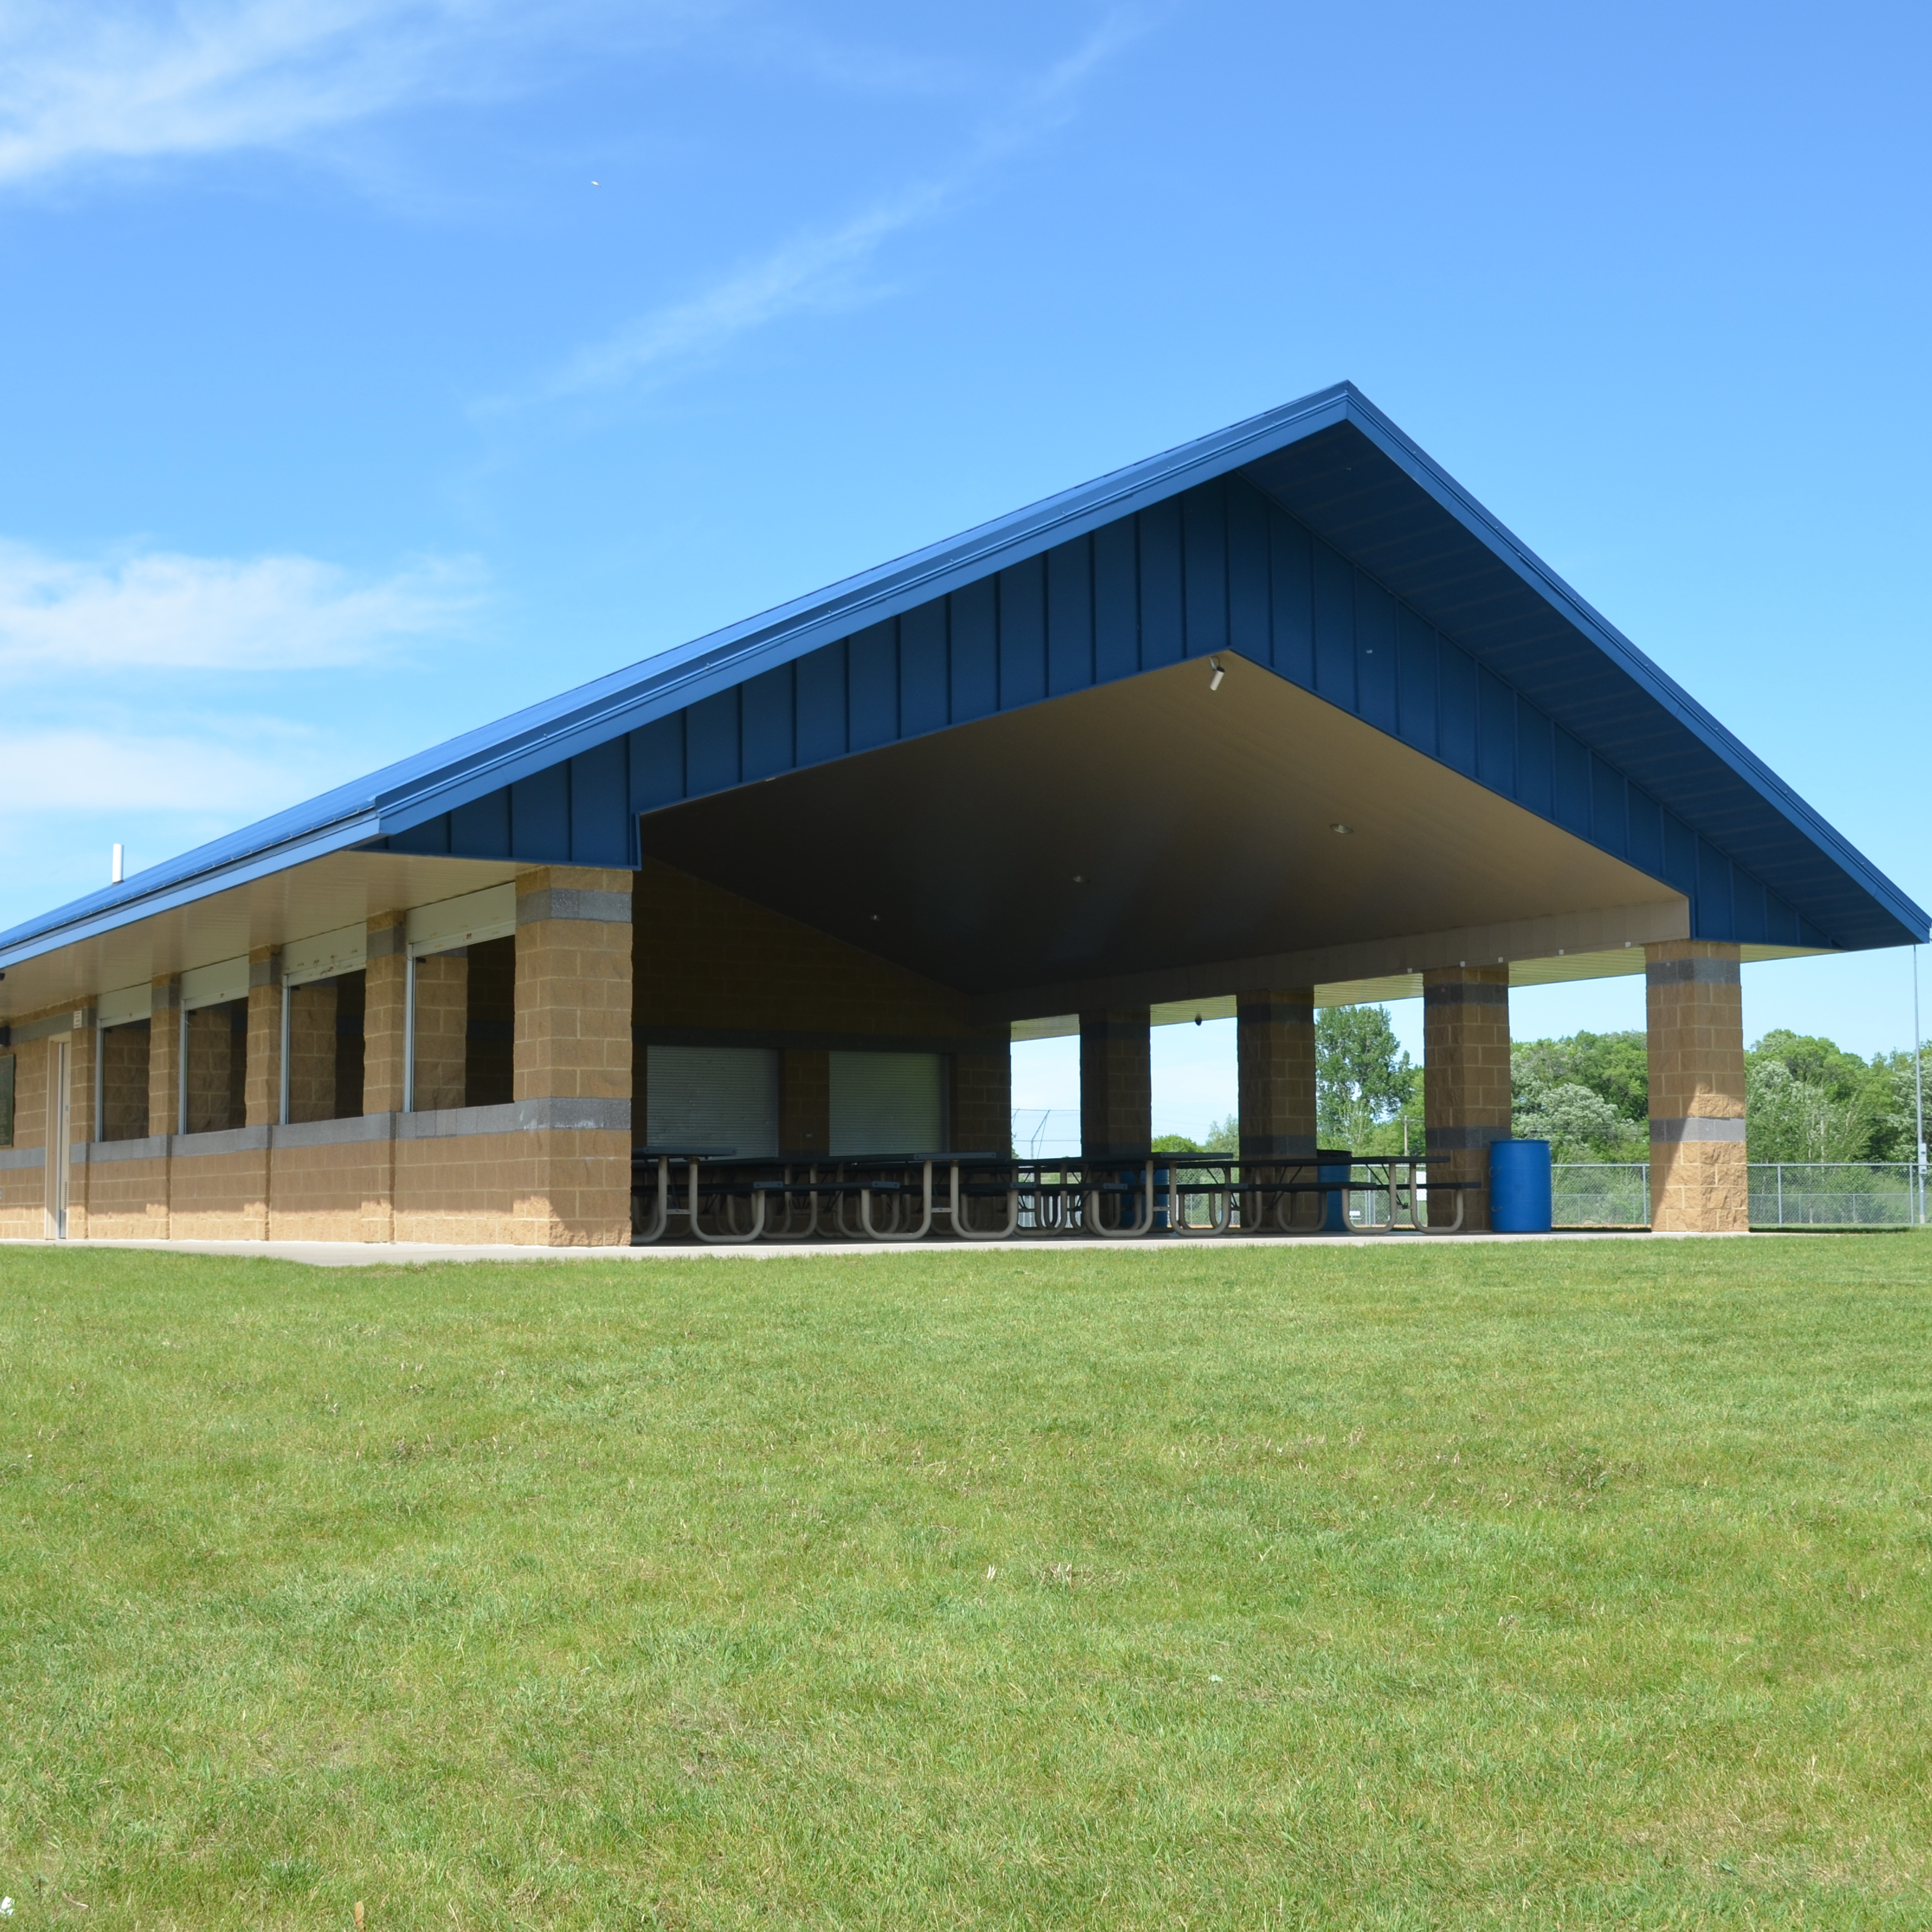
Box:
[1318,1148,1353,1232]
[1489,1139,1553,1232]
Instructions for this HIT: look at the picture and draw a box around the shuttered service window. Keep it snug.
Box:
[646,1046,780,1157]
[829,1051,942,1155]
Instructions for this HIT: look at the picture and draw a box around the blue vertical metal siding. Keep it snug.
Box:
[388,469,1826,949]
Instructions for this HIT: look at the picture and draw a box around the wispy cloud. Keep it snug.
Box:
[517,10,1149,403]
[0,541,485,671]
[0,0,698,188]
[0,723,325,814]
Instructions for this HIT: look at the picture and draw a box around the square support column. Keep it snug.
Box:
[148,976,181,1138]
[1646,941,1747,1234]
[1081,1009,1149,1162]
[244,948,282,1128]
[511,866,634,1244]
[1237,988,1316,1158]
[362,915,407,1115]
[1423,966,1511,1231]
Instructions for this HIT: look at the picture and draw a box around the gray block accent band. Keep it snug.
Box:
[1422,981,1509,1009]
[1650,1115,1747,1143]
[1238,1133,1319,1158]
[87,1135,170,1164]
[1237,1003,1314,1028]
[150,978,182,1011]
[78,1105,630,1158]
[9,1010,92,1044]
[0,1145,46,1170]
[1646,957,1741,988]
[249,955,279,988]
[398,1097,631,1139]
[365,923,405,959]
[173,1126,271,1158]
[516,888,632,926]
[1425,1124,1509,1150]
[272,1113,398,1150]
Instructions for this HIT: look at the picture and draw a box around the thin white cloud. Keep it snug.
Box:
[0,0,702,188]
[0,724,325,814]
[0,541,485,671]
[518,9,1150,403]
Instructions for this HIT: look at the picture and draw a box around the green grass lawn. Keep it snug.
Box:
[3,1235,1931,1928]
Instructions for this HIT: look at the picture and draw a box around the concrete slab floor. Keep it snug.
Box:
[1,1229,1749,1267]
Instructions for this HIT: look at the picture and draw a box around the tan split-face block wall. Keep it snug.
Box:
[1423,965,1512,1231]
[0,1021,53,1238]
[4,867,643,1250]
[1646,939,1747,1234]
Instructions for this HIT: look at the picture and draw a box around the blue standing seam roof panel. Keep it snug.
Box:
[2,382,1922,969]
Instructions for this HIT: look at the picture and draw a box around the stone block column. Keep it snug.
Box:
[362,916,407,1115]
[513,866,634,1245]
[244,948,282,1128]
[149,977,181,1137]
[1423,966,1512,1231]
[951,1045,1012,1155]
[1081,1009,1150,1161]
[1646,941,1747,1234]
[66,1012,96,1236]
[1237,988,1316,1158]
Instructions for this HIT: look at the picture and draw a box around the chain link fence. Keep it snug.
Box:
[1555,1161,1927,1227]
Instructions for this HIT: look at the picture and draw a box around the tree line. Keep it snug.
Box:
[1154,1008,1928,1165]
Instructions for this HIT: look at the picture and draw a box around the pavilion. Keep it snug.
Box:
[1,382,1920,1243]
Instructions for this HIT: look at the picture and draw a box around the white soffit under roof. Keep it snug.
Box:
[181,957,250,1011]
[96,984,153,1028]
[406,884,516,955]
[284,923,368,988]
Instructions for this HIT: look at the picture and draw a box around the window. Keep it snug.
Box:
[645,1045,779,1155]
[0,1054,13,1148]
[99,1021,151,1141]
[179,957,251,1135]
[405,886,518,1114]
[286,969,366,1123]
[183,1000,248,1134]
[829,1051,944,1154]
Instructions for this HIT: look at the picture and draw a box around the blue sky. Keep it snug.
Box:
[1,0,1925,1131]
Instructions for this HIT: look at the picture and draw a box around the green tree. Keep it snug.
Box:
[1316,1005,1417,1151]
[1512,1078,1643,1160]
[1746,1058,1874,1164]
[1512,1031,1647,1123]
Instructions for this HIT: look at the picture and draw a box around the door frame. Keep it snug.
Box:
[46,1035,70,1240]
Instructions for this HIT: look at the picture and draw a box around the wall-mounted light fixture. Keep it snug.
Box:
[1208,656,1225,691]
[1330,822,1353,836]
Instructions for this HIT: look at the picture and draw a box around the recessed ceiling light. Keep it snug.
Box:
[1072,873,1086,884]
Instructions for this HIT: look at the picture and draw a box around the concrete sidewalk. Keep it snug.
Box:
[2,1228,1728,1267]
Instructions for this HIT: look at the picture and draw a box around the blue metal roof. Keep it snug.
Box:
[3,381,1922,969]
